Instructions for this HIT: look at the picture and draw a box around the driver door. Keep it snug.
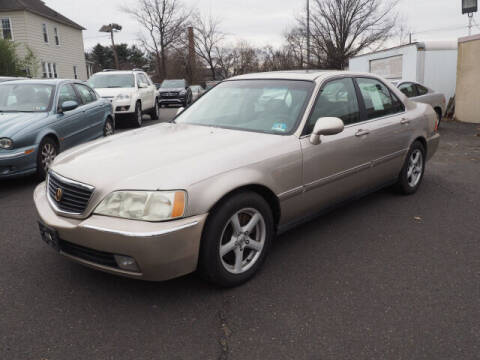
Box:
[300,77,375,214]
[55,83,85,150]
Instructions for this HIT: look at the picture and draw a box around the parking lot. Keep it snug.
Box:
[0,116,479,359]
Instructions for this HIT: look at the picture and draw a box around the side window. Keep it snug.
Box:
[73,84,95,104]
[57,84,79,109]
[391,91,405,113]
[416,84,428,96]
[398,83,416,98]
[304,78,360,134]
[356,78,399,120]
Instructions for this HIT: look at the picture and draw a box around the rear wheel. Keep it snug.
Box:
[394,141,426,195]
[37,137,58,180]
[198,192,274,287]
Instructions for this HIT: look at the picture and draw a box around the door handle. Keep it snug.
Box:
[355,129,370,137]
[400,118,410,125]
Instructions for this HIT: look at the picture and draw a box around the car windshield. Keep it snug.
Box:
[0,83,54,112]
[161,80,185,88]
[175,80,314,135]
[87,74,135,89]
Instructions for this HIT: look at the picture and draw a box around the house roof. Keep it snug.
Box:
[0,0,85,30]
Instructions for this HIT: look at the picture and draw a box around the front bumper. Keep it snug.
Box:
[34,183,208,281]
[0,147,37,179]
[158,95,186,106]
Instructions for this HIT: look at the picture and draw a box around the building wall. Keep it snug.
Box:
[1,10,87,80]
[456,35,480,124]
[0,10,28,55]
[423,50,458,101]
[349,44,419,81]
[23,12,87,80]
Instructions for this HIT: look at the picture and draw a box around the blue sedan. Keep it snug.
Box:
[0,79,114,179]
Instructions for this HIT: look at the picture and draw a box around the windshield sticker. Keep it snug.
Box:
[272,123,287,132]
[34,106,47,111]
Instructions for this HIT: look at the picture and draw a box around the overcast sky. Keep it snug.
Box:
[43,0,479,51]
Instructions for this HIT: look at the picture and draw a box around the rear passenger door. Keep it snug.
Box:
[300,77,377,215]
[137,73,154,110]
[73,83,105,140]
[354,77,410,184]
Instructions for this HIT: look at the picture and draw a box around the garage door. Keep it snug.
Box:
[369,55,403,80]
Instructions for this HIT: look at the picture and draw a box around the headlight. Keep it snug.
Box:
[116,94,131,100]
[179,89,187,95]
[0,138,13,149]
[94,191,186,222]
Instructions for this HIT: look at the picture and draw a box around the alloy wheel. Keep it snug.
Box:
[219,208,266,274]
[407,149,423,188]
[104,121,114,136]
[41,143,57,172]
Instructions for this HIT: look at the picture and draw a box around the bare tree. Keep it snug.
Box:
[192,13,225,80]
[123,0,191,78]
[303,0,399,69]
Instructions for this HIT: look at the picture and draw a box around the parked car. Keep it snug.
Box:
[87,70,159,128]
[0,79,114,179]
[393,80,446,126]
[34,71,439,287]
[205,80,221,90]
[0,76,27,83]
[190,85,205,102]
[158,79,192,107]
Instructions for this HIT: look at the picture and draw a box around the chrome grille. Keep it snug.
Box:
[47,172,94,215]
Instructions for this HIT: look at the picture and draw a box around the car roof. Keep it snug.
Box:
[229,70,383,82]
[92,71,143,75]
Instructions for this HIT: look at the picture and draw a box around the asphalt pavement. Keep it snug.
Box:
[0,117,479,360]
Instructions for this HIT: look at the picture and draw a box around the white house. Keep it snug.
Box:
[349,41,458,101]
[0,0,88,80]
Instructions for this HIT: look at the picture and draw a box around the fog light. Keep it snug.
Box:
[114,255,140,272]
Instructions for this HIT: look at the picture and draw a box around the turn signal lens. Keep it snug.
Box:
[172,191,186,218]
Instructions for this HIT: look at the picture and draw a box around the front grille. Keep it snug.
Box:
[47,172,94,214]
[161,92,179,98]
[59,240,118,268]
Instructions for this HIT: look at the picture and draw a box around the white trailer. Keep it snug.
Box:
[348,41,458,101]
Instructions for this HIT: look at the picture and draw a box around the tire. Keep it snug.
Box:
[149,99,159,120]
[198,191,274,287]
[394,141,426,195]
[37,137,58,180]
[435,108,442,128]
[132,102,142,128]
[103,117,115,137]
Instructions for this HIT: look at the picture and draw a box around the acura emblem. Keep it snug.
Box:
[55,188,63,202]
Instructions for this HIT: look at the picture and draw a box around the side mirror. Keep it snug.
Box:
[60,100,79,113]
[309,117,344,145]
[176,107,185,115]
[138,82,148,89]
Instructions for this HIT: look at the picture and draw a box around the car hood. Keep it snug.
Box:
[94,88,135,98]
[159,88,185,93]
[0,112,49,138]
[51,123,286,191]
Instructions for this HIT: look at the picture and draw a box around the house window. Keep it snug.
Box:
[47,63,53,78]
[73,65,78,79]
[42,23,48,43]
[54,27,59,45]
[42,62,47,78]
[1,18,12,40]
[53,63,58,78]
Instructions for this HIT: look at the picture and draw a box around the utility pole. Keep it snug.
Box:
[462,0,478,36]
[306,0,311,68]
[99,23,122,70]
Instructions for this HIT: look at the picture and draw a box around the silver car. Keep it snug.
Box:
[34,71,440,287]
[394,81,446,126]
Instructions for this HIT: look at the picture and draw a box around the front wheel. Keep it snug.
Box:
[198,192,274,287]
[394,141,426,195]
[103,118,115,137]
[132,102,142,128]
[37,137,58,180]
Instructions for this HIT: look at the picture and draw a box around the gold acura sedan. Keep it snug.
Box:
[34,71,440,287]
